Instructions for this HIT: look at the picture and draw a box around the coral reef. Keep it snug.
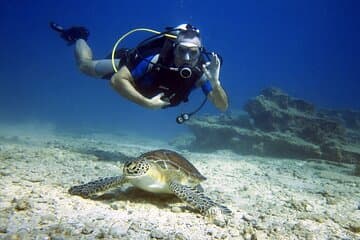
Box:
[178,87,360,163]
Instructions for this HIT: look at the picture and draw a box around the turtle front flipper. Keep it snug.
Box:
[69,176,125,198]
[169,181,231,216]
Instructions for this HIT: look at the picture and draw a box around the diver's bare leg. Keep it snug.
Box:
[75,39,119,78]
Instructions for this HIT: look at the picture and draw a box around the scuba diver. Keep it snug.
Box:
[50,22,228,123]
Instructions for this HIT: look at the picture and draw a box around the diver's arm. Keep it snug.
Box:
[208,83,228,111]
[110,66,170,109]
[202,53,228,111]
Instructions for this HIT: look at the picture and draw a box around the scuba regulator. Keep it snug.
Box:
[179,65,193,79]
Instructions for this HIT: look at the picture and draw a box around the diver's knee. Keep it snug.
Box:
[75,39,93,62]
[77,60,97,77]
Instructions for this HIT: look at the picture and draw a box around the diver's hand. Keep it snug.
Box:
[147,93,170,109]
[202,53,221,86]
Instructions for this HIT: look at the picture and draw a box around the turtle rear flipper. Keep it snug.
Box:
[69,176,125,198]
[169,181,231,216]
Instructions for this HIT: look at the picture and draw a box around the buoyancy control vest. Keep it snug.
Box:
[125,34,207,107]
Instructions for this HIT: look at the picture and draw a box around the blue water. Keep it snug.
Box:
[1,0,359,139]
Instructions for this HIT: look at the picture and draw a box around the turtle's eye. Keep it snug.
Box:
[125,161,138,173]
[128,163,137,170]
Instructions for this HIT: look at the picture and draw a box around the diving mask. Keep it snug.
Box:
[174,43,201,64]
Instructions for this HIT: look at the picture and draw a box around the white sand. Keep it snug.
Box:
[0,128,359,239]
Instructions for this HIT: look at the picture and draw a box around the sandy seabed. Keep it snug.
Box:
[0,125,359,240]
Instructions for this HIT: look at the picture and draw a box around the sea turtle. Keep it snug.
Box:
[69,149,231,217]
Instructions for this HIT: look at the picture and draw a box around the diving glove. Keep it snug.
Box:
[50,22,89,45]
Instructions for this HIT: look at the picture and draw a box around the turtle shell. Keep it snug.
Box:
[139,149,206,181]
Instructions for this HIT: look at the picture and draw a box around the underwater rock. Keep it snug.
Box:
[244,87,345,143]
[172,232,189,240]
[185,117,322,159]
[180,87,360,163]
[0,222,7,234]
[12,198,31,211]
[348,221,360,233]
[318,109,360,145]
[318,109,360,130]
[355,163,360,176]
[150,229,166,239]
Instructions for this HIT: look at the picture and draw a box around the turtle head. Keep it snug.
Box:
[123,159,150,178]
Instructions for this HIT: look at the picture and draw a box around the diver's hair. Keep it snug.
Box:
[176,30,202,47]
[177,30,201,40]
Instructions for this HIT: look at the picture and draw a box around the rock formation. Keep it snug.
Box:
[174,87,360,163]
